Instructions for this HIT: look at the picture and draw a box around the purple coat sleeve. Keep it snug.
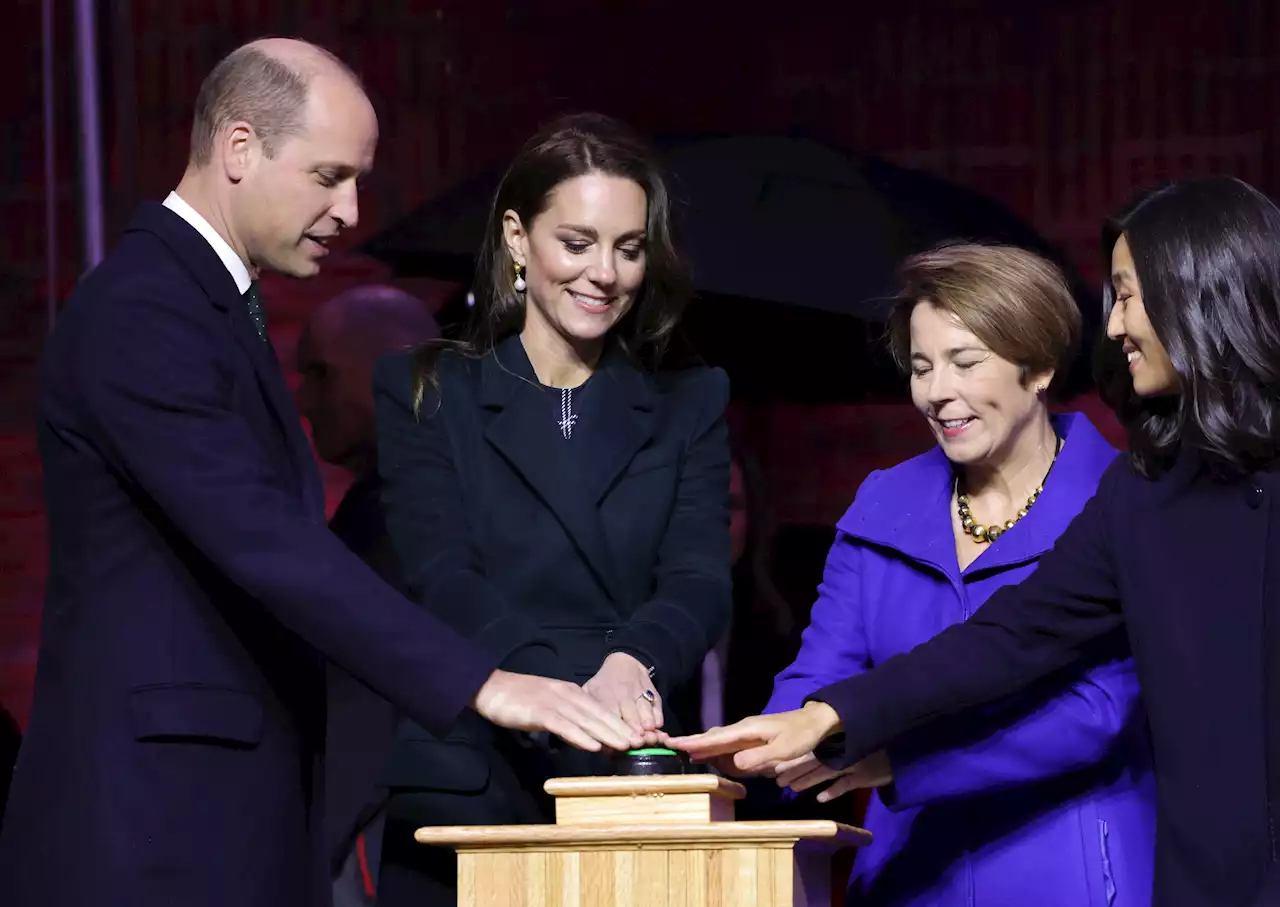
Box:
[764,531,870,715]
[882,651,1141,809]
[808,462,1128,770]
[75,286,499,736]
[770,465,1138,809]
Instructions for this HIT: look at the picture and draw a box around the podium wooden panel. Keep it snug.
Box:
[414,774,870,907]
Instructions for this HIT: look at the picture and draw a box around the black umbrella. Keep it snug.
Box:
[361,135,1099,402]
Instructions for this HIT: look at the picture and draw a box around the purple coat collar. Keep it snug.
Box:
[836,412,1119,577]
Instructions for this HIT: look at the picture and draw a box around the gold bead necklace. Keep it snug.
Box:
[955,436,1062,544]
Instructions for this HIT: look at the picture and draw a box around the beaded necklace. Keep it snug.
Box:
[955,436,1062,544]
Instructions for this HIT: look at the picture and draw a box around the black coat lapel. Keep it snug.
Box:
[132,203,326,523]
[226,298,327,523]
[479,337,652,603]
[582,348,656,505]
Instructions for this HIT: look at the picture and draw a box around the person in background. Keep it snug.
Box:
[670,177,1280,907]
[298,285,441,582]
[371,112,733,906]
[295,284,442,905]
[696,438,793,733]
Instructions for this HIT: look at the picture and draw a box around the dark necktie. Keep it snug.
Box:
[243,281,268,342]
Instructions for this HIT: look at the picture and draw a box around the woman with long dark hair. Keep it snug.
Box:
[372,112,732,905]
[671,176,1280,907]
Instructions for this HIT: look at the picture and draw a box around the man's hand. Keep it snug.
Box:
[665,701,844,775]
[583,652,664,745]
[774,749,893,803]
[472,669,641,752]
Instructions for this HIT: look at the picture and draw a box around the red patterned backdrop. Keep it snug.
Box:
[2,0,1277,723]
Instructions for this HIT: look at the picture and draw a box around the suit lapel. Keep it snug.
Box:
[582,348,656,505]
[480,338,653,603]
[225,298,327,522]
[131,203,326,524]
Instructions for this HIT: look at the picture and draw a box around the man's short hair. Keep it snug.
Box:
[188,42,358,166]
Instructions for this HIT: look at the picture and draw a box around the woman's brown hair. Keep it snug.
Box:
[886,242,1081,392]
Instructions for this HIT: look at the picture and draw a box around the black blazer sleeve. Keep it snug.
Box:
[373,352,572,680]
[608,368,734,687]
[809,458,1128,768]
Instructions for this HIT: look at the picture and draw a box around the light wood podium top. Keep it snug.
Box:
[414,819,871,851]
[414,773,872,850]
[543,774,747,800]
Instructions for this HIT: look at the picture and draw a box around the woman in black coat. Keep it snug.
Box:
[372,113,733,905]
[672,176,1280,907]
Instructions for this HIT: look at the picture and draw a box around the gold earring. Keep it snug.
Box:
[513,262,527,293]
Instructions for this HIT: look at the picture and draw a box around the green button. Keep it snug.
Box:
[627,748,678,756]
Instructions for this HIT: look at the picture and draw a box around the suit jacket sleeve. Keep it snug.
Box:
[609,368,734,688]
[74,287,498,737]
[808,459,1128,769]
[372,353,573,680]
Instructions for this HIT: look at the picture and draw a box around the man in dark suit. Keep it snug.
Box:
[0,38,635,907]
[295,285,441,905]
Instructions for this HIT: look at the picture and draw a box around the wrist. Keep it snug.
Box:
[472,669,505,710]
[803,700,843,738]
[606,649,656,678]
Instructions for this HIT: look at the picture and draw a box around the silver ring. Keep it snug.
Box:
[637,689,656,704]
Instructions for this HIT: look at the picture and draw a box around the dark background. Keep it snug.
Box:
[3,0,1278,725]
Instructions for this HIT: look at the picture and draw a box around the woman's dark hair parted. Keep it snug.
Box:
[1097,176,1280,479]
[410,112,693,414]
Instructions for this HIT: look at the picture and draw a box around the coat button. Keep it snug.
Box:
[1248,484,1264,510]
[605,630,614,642]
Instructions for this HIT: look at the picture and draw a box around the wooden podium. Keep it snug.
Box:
[413,773,870,907]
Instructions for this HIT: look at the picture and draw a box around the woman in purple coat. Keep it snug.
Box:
[763,243,1156,906]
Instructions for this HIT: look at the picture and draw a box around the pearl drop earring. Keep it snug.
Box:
[513,262,527,293]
